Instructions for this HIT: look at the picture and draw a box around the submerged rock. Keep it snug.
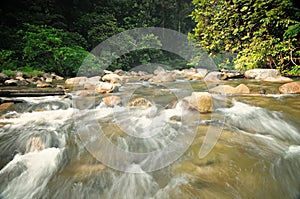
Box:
[279,81,300,94]
[210,84,250,94]
[102,96,122,107]
[263,76,293,83]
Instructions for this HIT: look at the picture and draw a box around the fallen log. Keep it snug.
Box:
[0,89,65,97]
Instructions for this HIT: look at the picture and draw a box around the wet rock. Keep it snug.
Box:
[102,73,122,84]
[95,82,117,94]
[263,76,293,83]
[245,69,279,80]
[128,97,152,107]
[75,90,96,96]
[210,84,250,94]
[138,74,153,81]
[279,81,300,94]
[65,77,87,85]
[0,102,16,115]
[4,79,18,86]
[36,81,52,88]
[102,96,122,107]
[186,92,213,113]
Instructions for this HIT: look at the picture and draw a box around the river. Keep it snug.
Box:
[0,78,299,199]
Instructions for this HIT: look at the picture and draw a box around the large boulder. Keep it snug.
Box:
[95,82,117,94]
[210,84,250,94]
[279,82,300,94]
[65,77,88,85]
[245,69,279,80]
[102,96,122,107]
[185,92,213,113]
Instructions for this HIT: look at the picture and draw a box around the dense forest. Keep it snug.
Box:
[0,0,299,77]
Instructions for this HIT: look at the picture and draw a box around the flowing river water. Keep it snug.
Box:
[0,79,299,199]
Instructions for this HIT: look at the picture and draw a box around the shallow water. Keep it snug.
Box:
[0,79,299,199]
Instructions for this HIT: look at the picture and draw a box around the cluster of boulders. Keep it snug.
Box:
[0,72,64,88]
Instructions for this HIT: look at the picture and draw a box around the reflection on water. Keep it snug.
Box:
[0,80,300,199]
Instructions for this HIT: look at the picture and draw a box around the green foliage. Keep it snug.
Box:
[191,0,300,73]
[0,50,18,71]
[17,23,89,76]
[1,69,15,77]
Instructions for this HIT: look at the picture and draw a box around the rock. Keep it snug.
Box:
[102,74,122,84]
[210,84,250,94]
[15,71,23,78]
[186,92,213,113]
[36,81,52,88]
[95,82,117,93]
[15,76,25,81]
[138,74,153,81]
[169,115,181,122]
[45,77,53,83]
[128,97,152,107]
[102,96,121,107]
[87,76,101,84]
[235,84,250,94]
[84,82,97,90]
[114,69,125,76]
[0,73,9,83]
[150,72,175,83]
[203,72,223,83]
[42,73,52,79]
[75,90,96,96]
[51,73,64,81]
[279,82,300,94]
[245,69,279,80]
[4,79,19,86]
[0,102,16,115]
[153,66,166,75]
[65,77,88,85]
[263,76,293,83]
[25,137,45,153]
[186,69,208,80]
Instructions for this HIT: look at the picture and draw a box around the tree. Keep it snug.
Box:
[190,0,300,74]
